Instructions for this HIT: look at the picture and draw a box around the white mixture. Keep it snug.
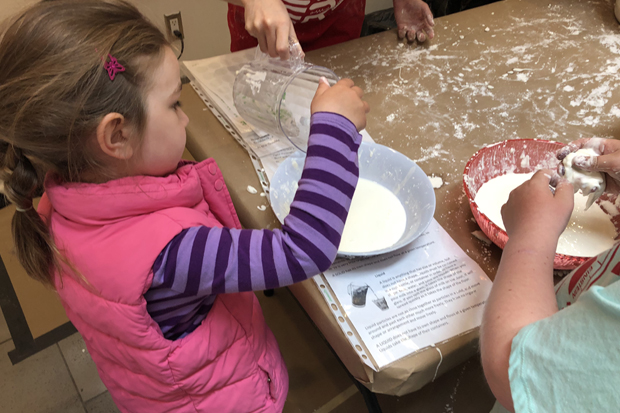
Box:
[474,173,617,257]
[339,178,407,253]
[562,148,605,197]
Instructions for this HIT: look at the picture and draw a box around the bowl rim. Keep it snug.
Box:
[338,142,436,257]
[270,141,436,257]
[462,138,590,270]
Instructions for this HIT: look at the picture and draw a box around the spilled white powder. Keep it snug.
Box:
[520,153,530,168]
[319,8,620,183]
[413,144,449,163]
[471,230,492,245]
[429,175,444,188]
[454,124,464,139]
[339,178,406,253]
[516,73,530,82]
[599,34,620,55]
[474,173,616,257]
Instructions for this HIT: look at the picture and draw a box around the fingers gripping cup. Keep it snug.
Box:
[233,45,339,152]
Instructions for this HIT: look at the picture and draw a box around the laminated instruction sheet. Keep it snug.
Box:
[182,51,492,371]
[315,220,492,370]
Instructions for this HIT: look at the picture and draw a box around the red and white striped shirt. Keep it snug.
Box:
[227,0,365,53]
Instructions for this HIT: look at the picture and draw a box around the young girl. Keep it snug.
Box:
[0,1,369,412]
[481,138,620,412]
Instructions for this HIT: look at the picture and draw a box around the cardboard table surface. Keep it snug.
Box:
[182,0,620,395]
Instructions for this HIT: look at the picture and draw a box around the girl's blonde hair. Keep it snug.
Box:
[0,0,169,287]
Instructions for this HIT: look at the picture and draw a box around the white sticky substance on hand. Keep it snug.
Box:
[562,148,605,196]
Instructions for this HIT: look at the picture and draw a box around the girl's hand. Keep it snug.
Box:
[501,169,574,242]
[557,137,620,195]
[311,78,370,131]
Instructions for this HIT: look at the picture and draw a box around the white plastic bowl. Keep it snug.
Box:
[269,141,436,256]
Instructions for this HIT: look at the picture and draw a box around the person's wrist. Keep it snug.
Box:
[505,228,559,254]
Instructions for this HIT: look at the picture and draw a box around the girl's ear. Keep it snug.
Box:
[96,113,135,160]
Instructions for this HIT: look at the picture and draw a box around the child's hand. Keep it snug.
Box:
[311,78,370,131]
[501,169,574,241]
[557,137,620,195]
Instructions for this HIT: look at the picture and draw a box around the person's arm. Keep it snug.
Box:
[223,0,300,59]
[153,79,368,295]
[393,0,435,42]
[155,112,360,295]
[480,170,574,411]
[507,266,620,412]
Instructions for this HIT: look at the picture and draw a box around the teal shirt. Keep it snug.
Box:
[508,280,620,412]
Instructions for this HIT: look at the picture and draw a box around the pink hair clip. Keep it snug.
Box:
[104,54,125,81]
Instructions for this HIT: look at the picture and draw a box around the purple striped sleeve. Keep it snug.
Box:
[186,227,209,295]
[212,228,232,294]
[145,112,361,339]
[237,230,252,291]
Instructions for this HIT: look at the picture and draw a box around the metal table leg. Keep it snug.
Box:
[350,371,383,413]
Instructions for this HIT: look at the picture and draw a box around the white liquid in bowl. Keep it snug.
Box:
[474,173,617,257]
[339,178,407,253]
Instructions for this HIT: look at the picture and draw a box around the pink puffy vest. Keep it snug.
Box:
[40,159,288,412]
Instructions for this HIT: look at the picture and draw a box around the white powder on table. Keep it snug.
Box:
[429,175,444,188]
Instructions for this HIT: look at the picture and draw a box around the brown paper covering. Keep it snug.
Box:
[182,0,617,394]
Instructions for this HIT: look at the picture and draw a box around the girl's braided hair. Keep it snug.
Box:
[0,0,169,287]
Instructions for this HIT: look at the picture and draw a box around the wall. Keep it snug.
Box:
[135,0,393,60]
[133,0,231,60]
[366,0,393,14]
[0,0,392,60]
[0,0,37,20]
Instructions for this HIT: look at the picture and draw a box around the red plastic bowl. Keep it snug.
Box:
[463,139,593,270]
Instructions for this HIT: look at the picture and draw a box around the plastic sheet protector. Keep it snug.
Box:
[315,219,492,370]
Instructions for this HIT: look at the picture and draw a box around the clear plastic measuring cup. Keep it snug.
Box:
[233,46,339,151]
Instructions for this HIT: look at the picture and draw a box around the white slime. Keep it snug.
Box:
[339,178,407,253]
[562,148,605,195]
[474,172,616,257]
